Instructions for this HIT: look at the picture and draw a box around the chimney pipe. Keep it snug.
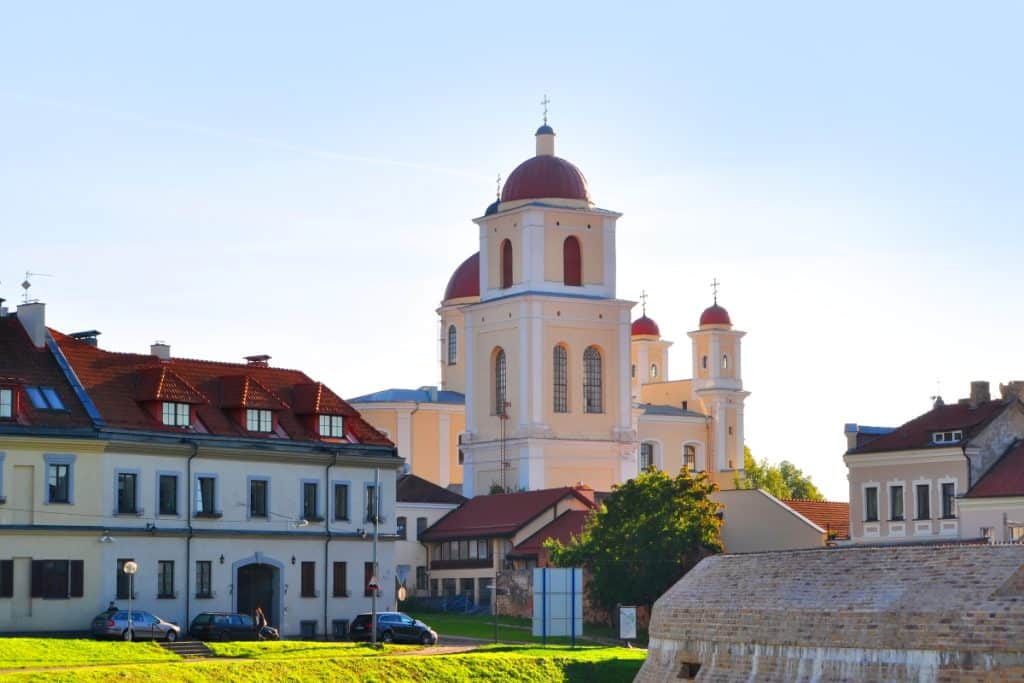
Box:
[151,341,171,360]
[245,354,271,367]
[969,381,990,408]
[16,301,46,348]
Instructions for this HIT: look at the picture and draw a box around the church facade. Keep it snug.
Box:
[353,121,749,496]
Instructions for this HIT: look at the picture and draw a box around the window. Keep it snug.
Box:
[333,483,349,521]
[195,561,212,598]
[157,561,174,599]
[639,443,654,471]
[500,239,513,289]
[447,325,457,365]
[249,479,268,518]
[319,415,344,438]
[864,486,879,522]
[553,346,568,413]
[116,472,138,514]
[684,445,697,471]
[162,402,190,427]
[158,474,178,515]
[48,463,71,503]
[441,578,456,597]
[563,235,582,286]
[722,354,729,370]
[396,516,407,539]
[116,558,135,600]
[932,430,963,444]
[301,561,316,598]
[26,386,64,410]
[889,485,904,521]
[302,482,320,521]
[941,482,956,518]
[195,476,218,516]
[364,562,376,597]
[650,363,658,379]
[0,560,12,598]
[583,346,602,413]
[416,566,427,591]
[702,355,708,370]
[332,562,347,597]
[365,485,378,523]
[31,560,83,599]
[0,388,12,418]
[631,364,636,379]
[246,408,272,432]
[494,348,507,415]
[916,483,931,520]
[416,516,428,539]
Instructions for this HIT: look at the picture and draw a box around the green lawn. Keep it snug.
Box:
[407,611,627,645]
[0,638,177,669]
[207,640,417,659]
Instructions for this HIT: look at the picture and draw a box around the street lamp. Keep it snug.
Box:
[122,561,138,642]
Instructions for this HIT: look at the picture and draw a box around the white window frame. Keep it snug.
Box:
[861,482,880,523]
[193,473,220,516]
[913,479,932,521]
[682,442,702,472]
[319,414,344,438]
[931,430,963,444]
[938,477,958,519]
[44,453,76,504]
[162,401,190,427]
[246,408,272,432]
[886,480,906,522]
[114,468,142,515]
[300,479,322,521]
[0,389,12,418]
[247,475,270,520]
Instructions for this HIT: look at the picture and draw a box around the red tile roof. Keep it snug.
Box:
[965,440,1024,498]
[135,366,206,404]
[292,382,349,416]
[847,399,1011,454]
[51,330,392,446]
[420,487,595,541]
[781,499,850,540]
[510,509,591,558]
[396,474,467,506]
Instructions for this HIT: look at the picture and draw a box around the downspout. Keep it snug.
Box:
[323,450,337,639]
[184,439,198,628]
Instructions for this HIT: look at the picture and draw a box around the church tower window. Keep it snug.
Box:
[553,345,568,413]
[500,239,513,289]
[702,355,708,370]
[447,325,457,365]
[722,354,729,370]
[583,346,603,413]
[650,363,658,379]
[563,236,582,286]
[494,348,507,415]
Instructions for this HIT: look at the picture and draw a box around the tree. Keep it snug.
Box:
[545,468,723,617]
[735,446,824,501]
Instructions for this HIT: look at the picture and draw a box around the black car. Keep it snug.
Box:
[349,612,437,645]
[189,611,278,641]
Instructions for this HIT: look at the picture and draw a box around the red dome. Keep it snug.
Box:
[631,315,661,337]
[699,304,732,327]
[443,252,480,301]
[501,156,590,203]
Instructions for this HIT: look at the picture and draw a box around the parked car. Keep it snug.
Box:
[91,610,180,641]
[349,612,438,645]
[188,611,280,641]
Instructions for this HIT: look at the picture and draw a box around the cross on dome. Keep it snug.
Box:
[710,277,720,304]
[541,94,551,125]
[640,290,649,316]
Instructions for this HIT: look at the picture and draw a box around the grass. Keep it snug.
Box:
[0,638,177,669]
[207,640,417,659]
[407,611,628,645]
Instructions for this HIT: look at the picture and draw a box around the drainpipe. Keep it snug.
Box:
[323,450,337,639]
[184,439,198,628]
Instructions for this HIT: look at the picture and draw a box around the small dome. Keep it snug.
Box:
[535,124,554,135]
[631,315,661,337]
[484,199,500,216]
[699,304,732,327]
[501,156,590,203]
[443,253,480,302]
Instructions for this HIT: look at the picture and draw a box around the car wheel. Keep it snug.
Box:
[165,629,178,643]
[420,632,433,646]
[381,630,394,644]
[121,629,133,641]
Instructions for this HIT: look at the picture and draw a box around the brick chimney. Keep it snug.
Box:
[150,341,170,360]
[969,381,991,408]
[16,301,46,348]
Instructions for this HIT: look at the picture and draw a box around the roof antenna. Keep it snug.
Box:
[540,94,550,125]
[931,379,944,408]
[22,271,54,303]
[639,290,648,317]
[710,277,720,305]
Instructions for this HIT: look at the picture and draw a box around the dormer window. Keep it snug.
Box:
[932,430,963,444]
[162,402,190,427]
[246,409,272,432]
[25,386,64,411]
[319,415,344,438]
[0,388,12,418]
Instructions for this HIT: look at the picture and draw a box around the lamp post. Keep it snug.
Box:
[370,467,379,644]
[122,561,138,642]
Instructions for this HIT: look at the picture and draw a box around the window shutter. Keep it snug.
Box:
[30,560,42,598]
[333,562,347,597]
[0,560,13,598]
[70,560,84,598]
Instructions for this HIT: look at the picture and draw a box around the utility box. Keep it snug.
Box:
[532,567,583,638]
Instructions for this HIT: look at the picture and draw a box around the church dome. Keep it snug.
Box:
[631,315,661,337]
[501,156,590,203]
[443,252,480,302]
[699,304,732,327]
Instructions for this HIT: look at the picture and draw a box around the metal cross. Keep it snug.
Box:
[496,173,502,199]
[639,290,648,316]
[710,278,720,304]
[541,94,550,124]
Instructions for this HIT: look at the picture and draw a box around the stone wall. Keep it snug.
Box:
[494,567,647,629]
[637,544,1024,682]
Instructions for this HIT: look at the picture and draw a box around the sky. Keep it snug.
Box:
[2,2,1022,500]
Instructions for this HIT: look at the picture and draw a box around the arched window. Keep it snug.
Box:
[446,325,457,365]
[650,363,658,379]
[702,355,708,370]
[563,236,582,286]
[640,442,655,471]
[684,444,697,471]
[553,345,568,413]
[500,239,513,289]
[721,354,729,370]
[494,348,507,415]
[583,346,602,413]
[493,348,505,417]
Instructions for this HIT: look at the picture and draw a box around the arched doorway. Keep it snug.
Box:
[234,555,283,627]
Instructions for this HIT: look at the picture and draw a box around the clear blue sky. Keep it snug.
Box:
[3,2,1022,499]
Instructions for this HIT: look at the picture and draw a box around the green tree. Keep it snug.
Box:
[545,468,723,617]
[735,446,824,501]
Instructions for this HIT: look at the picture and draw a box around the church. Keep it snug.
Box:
[351,118,749,497]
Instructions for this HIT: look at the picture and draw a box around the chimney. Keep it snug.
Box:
[150,341,171,360]
[969,381,990,408]
[418,385,439,402]
[0,297,7,317]
[245,354,271,367]
[16,301,46,348]
[69,330,101,347]
[844,423,859,451]
[1000,381,1024,401]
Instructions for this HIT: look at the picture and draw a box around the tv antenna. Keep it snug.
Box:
[22,271,54,303]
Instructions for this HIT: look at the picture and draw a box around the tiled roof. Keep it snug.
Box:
[846,400,1011,454]
[781,499,850,540]
[510,509,591,558]
[420,487,595,541]
[135,366,207,404]
[348,388,466,405]
[0,317,93,430]
[396,474,467,505]
[292,382,350,416]
[965,440,1024,498]
[51,330,392,446]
